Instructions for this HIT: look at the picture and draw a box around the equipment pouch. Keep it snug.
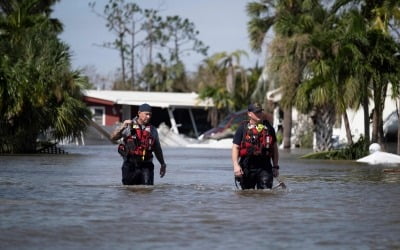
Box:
[118,144,127,157]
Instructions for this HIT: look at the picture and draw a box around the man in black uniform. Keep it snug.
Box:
[231,103,279,189]
[111,103,166,185]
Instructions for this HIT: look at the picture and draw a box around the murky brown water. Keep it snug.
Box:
[1,145,399,249]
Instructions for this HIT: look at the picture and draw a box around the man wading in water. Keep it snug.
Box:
[111,103,166,185]
[231,103,280,189]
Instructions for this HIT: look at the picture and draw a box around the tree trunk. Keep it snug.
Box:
[131,21,136,89]
[119,33,126,84]
[371,107,379,143]
[362,91,370,145]
[343,111,353,145]
[371,81,380,143]
[226,65,235,95]
[378,84,388,145]
[372,83,387,145]
[283,106,292,149]
[312,104,335,152]
[147,17,153,92]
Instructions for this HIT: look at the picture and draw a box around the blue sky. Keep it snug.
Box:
[52,0,264,76]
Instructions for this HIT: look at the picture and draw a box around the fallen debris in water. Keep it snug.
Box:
[356,143,400,165]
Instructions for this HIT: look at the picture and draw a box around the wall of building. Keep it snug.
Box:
[334,88,398,144]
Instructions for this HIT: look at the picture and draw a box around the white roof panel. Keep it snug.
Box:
[83,90,214,108]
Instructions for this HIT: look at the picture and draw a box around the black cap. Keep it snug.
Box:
[138,103,152,112]
[248,103,263,113]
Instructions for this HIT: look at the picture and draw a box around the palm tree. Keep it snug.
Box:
[295,1,400,152]
[0,0,91,153]
[300,10,369,147]
[197,50,255,127]
[332,0,400,37]
[367,0,400,152]
[197,53,237,127]
[332,0,400,146]
[247,0,327,149]
[210,50,249,98]
[366,31,400,145]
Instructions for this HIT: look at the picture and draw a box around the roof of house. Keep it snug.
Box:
[83,90,214,108]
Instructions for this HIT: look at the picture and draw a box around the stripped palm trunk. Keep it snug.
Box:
[283,106,292,149]
[343,111,353,145]
[362,87,370,146]
[311,104,336,152]
[371,83,387,145]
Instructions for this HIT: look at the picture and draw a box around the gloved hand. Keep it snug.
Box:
[160,163,166,178]
[272,166,279,177]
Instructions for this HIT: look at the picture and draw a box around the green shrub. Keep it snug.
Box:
[299,129,313,148]
[301,136,369,160]
[276,131,283,145]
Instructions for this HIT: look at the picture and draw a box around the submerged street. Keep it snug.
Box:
[1,145,399,249]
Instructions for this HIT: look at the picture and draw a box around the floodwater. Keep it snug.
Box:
[1,145,399,250]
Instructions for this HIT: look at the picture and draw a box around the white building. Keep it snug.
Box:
[266,84,399,147]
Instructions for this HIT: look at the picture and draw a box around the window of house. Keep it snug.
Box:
[91,107,105,125]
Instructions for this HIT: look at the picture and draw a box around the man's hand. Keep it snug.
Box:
[233,163,243,177]
[118,120,132,134]
[272,167,279,177]
[122,120,132,127]
[111,119,132,140]
[160,163,166,178]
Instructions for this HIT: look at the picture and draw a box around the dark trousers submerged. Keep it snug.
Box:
[238,156,273,189]
[121,158,154,185]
